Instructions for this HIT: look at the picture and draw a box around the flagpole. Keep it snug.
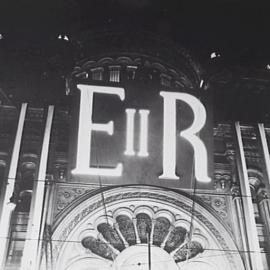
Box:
[20,106,54,270]
[0,103,27,269]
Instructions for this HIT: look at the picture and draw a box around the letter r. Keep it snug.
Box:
[159,91,211,183]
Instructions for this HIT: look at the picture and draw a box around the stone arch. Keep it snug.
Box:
[50,185,245,270]
[69,31,204,91]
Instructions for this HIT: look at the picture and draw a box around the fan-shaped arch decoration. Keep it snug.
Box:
[97,223,125,252]
[81,236,116,261]
[116,215,136,245]
[152,216,171,246]
[50,185,245,270]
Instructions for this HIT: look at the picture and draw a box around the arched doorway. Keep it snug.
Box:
[50,186,244,270]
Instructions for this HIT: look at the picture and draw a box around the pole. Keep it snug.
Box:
[20,106,54,270]
[258,123,270,188]
[235,122,264,270]
[0,103,27,269]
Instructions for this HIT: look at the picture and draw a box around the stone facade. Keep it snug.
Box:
[0,32,269,270]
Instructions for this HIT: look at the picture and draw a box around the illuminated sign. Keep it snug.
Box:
[125,109,150,157]
[159,91,210,183]
[72,84,211,184]
[72,85,124,177]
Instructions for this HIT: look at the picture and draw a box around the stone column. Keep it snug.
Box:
[231,184,252,270]
[133,218,141,244]
[257,188,270,259]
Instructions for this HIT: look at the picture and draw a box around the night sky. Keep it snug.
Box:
[0,1,269,53]
[0,0,270,121]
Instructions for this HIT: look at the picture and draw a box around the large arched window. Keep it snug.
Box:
[49,186,245,270]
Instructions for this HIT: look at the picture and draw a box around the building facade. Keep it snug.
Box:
[0,31,270,270]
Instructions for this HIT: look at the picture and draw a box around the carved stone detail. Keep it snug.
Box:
[71,54,195,91]
[231,184,241,198]
[52,190,237,269]
[198,194,229,227]
[257,187,268,203]
[55,185,96,216]
[225,141,236,163]
[214,163,232,191]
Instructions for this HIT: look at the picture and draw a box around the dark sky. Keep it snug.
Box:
[0,0,270,122]
[0,0,269,47]
[0,0,269,50]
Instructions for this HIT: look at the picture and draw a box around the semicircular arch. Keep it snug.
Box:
[50,185,244,270]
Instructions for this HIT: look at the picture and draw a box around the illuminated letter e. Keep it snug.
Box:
[72,85,125,176]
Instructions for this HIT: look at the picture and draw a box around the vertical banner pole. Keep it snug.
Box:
[20,106,54,270]
[258,123,270,185]
[235,122,264,270]
[257,123,270,257]
[0,103,27,269]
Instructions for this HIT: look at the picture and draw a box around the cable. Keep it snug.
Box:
[1,118,269,267]
[0,176,258,199]
[1,235,269,254]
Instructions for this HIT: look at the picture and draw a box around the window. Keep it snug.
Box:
[160,74,172,87]
[91,67,104,81]
[126,66,137,80]
[109,66,121,82]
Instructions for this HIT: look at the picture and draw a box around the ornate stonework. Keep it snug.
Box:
[71,55,194,90]
[198,194,230,229]
[54,184,97,217]
[52,187,244,270]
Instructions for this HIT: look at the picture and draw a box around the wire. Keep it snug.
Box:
[1,235,269,254]
[0,176,257,199]
[1,112,269,267]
